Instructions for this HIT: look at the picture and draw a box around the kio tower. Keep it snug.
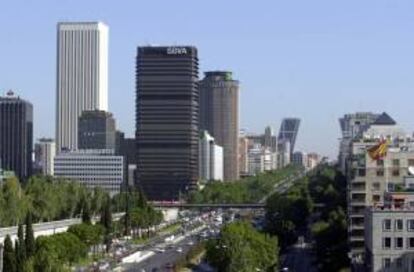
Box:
[136,46,199,201]
[56,22,108,152]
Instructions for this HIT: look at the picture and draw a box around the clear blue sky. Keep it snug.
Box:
[1,0,414,158]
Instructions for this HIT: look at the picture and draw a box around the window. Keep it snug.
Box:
[393,169,400,177]
[396,258,403,268]
[373,195,381,202]
[383,258,391,268]
[358,169,366,177]
[408,220,414,231]
[409,159,414,166]
[383,237,391,249]
[393,159,400,167]
[377,160,385,167]
[373,182,381,190]
[383,219,392,231]
[396,219,403,231]
[395,237,403,249]
[408,237,414,249]
[376,170,384,176]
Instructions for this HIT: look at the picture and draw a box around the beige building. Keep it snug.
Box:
[346,112,412,263]
[239,136,249,176]
[199,71,240,181]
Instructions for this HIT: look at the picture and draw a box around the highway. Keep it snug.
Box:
[115,212,223,272]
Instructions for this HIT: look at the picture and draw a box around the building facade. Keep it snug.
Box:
[239,136,250,176]
[199,71,240,181]
[54,149,123,196]
[0,91,33,181]
[34,138,56,176]
[78,110,116,150]
[365,192,414,272]
[199,131,223,182]
[56,22,108,152]
[292,151,307,168]
[338,112,380,173]
[278,118,300,158]
[135,46,199,200]
[346,112,410,262]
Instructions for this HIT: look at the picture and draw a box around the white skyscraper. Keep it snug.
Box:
[56,22,108,152]
[35,138,56,176]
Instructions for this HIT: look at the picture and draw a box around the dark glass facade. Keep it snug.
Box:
[78,110,116,150]
[278,118,301,155]
[0,93,33,181]
[135,46,199,201]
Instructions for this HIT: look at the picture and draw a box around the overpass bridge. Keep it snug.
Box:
[152,203,266,209]
[0,212,124,243]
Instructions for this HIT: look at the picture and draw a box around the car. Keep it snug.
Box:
[187,241,194,246]
[176,247,183,253]
[155,247,165,253]
[164,263,174,269]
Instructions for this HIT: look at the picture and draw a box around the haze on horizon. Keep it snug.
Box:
[1,0,414,159]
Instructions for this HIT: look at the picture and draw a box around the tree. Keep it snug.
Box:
[3,235,16,272]
[206,222,278,272]
[123,192,131,236]
[1,177,27,226]
[100,196,113,252]
[17,223,26,264]
[100,196,112,233]
[25,213,35,259]
[81,199,91,224]
[67,223,104,254]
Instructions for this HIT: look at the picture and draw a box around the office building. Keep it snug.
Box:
[0,164,15,184]
[34,138,56,176]
[277,140,291,168]
[346,112,410,262]
[264,126,278,152]
[199,131,223,182]
[239,136,250,176]
[54,149,123,196]
[292,151,307,168]
[338,112,380,173]
[278,118,300,158]
[365,192,414,272]
[199,71,240,181]
[78,110,116,150]
[136,46,199,200]
[0,91,33,181]
[306,152,320,170]
[56,22,108,152]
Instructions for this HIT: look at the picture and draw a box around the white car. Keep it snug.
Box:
[155,248,165,253]
[176,247,183,253]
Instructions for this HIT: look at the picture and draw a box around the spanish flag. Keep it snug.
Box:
[368,140,389,160]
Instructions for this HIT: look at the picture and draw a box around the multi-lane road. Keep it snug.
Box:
[116,214,221,272]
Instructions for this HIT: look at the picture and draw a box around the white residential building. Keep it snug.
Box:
[199,131,224,181]
[56,22,109,152]
[365,192,414,272]
[54,149,123,196]
[248,144,264,175]
[35,138,56,175]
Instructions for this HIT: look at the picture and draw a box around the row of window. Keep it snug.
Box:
[383,219,414,231]
[358,168,401,177]
[377,159,414,167]
[382,237,414,249]
[382,257,403,269]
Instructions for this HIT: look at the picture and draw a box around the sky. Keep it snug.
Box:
[1,0,414,158]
